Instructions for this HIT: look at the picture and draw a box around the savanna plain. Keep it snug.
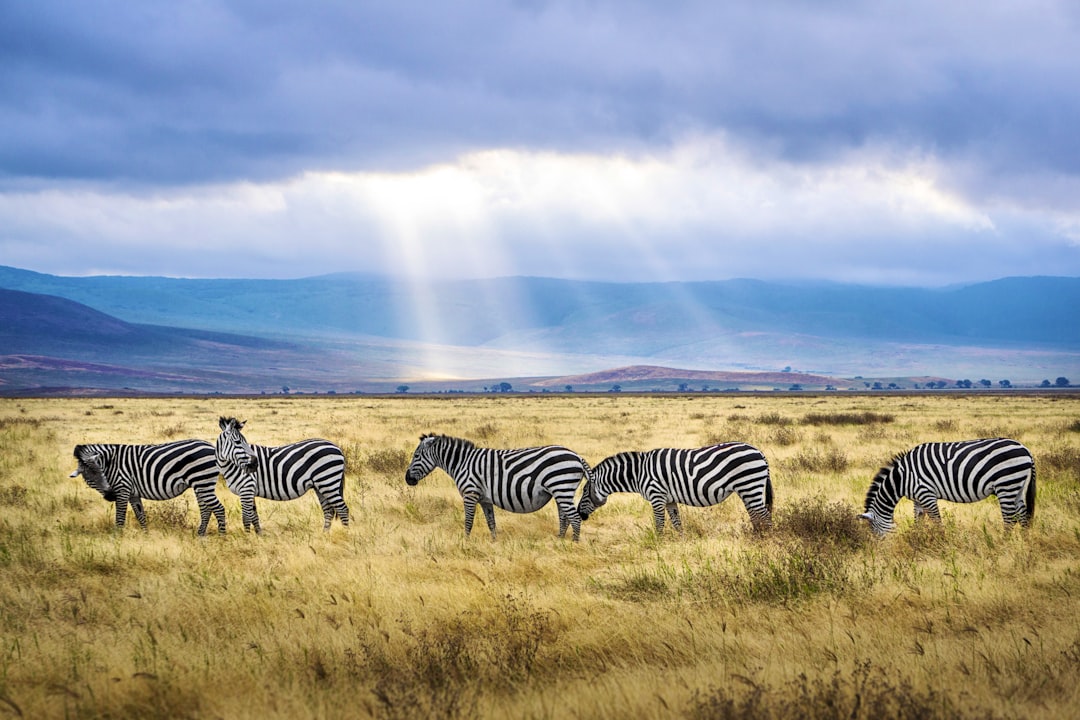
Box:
[1,393,1079,719]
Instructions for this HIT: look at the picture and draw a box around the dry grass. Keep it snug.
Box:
[0,393,1078,719]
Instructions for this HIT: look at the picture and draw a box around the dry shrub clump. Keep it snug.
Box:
[362,594,558,720]
[787,446,851,474]
[687,660,990,720]
[365,448,411,477]
[802,411,895,426]
[778,495,868,551]
[152,497,193,531]
[1040,442,1080,482]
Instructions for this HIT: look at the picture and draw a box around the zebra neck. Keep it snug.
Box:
[433,441,473,483]
[867,470,902,513]
[599,453,645,495]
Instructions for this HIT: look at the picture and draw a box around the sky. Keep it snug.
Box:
[2,0,1079,286]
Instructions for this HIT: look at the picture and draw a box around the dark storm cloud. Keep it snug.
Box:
[3,0,1077,187]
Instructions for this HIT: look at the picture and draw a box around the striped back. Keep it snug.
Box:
[216,417,345,501]
[72,440,218,502]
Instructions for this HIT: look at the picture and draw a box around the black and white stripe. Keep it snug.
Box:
[405,434,590,540]
[577,443,773,533]
[216,417,350,533]
[71,440,226,535]
[860,438,1036,536]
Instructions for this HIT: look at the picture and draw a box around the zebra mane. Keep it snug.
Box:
[420,433,475,449]
[219,416,244,431]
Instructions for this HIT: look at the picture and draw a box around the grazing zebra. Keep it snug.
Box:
[577,443,773,533]
[215,417,350,533]
[70,440,226,535]
[859,438,1036,536]
[405,434,590,540]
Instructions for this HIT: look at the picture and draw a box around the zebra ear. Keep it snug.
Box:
[219,417,228,431]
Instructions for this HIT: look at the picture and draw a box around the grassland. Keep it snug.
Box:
[1,393,1078,719]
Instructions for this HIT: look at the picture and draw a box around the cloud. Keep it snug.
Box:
[1,1,1078,284]
[2,135,1075,284]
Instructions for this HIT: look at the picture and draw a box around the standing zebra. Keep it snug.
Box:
[215,417,350,533]
[405,434,590,540]
[71,440,226,535]
[577,443,773,534]
[859,438,1036,536]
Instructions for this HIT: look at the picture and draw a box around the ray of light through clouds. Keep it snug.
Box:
[1,0,1079,374]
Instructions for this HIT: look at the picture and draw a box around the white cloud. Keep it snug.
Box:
[0,134,1074,283]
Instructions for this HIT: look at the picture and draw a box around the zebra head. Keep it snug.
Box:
[71,445,117,501]
[405,434,442,486]
[858,463,899,536]
[217,417,257,475]
[577,458,615,521]
[576,478,604,521]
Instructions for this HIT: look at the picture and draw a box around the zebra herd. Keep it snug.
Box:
[71,419,1037,539]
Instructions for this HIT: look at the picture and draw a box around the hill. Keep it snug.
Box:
[0,266,1078,392]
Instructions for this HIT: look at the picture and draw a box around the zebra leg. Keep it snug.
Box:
[667,503,683,535]
[462,492,480,537]
[130,496,148,530]
[113,492,129,530]
[913,494,942,526]
[736,488,773,531]
[481,501,497,539]
[336,498,350,527]
[193,487,225,535]
[212,498,226,534]
[554,495,581,541]
[997,490,1027,527]
[648,498,667,535]
[241,494,262,534]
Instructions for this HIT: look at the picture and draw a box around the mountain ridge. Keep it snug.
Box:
[1,266,1077,393]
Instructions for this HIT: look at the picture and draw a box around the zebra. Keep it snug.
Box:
[859,438,1036,536]
[215,417,350,533]
[70,440,226,535]
[404,434,590,541]
[577,443,774,534]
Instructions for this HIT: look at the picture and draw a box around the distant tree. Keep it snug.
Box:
[864,382,871,389]
[1041,379,1052,388]
[979,379,992,388]
[783,366,792,373]
[872,382,884,390]
[888,383,900,390]
[999,380,1012,388]
[825,385,837,391]
[956,379,973,389]
[1056,377,1071,387]
[564,385,573,393]
[701,385,710,392]
[281,386,290,394]
[789,384,802,391]
[498,382,513,393]
[396,385,409,393]
[610,384,622,393]
[677,383,689,392]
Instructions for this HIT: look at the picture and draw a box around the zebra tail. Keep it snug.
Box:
[1025,462,1037,523]
[764,472,774,514]
[580,456,595,485]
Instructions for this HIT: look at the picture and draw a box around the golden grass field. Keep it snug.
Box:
[1,393,1079,719]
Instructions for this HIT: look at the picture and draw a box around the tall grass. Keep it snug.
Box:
[0,394,1078,718]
